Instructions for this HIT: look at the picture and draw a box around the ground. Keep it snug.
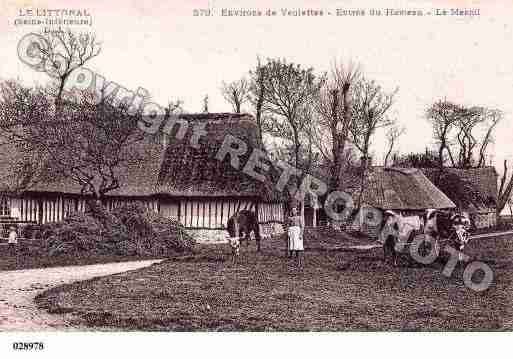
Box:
[34,233,513,331]
[0,260,161,331]
[0,250,163,271]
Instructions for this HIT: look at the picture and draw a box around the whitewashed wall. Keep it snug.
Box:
[8,195,284,228]
[258,202,284,224]
[160,199,257,229]
[10,195,159,224]
[158,199,284,229]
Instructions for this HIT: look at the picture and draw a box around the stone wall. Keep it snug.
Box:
[186,222,284,243]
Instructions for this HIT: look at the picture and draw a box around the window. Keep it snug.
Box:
[0,197,11,217]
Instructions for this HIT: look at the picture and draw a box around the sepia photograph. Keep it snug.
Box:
[0,0,511,357]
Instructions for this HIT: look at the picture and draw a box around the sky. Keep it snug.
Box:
[1,0,512,172]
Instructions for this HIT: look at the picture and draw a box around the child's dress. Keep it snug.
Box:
[287,215,304,251]
[8,230,18,245]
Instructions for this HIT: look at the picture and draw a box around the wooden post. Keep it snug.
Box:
[313,205,317,228]
[38,200,43,225]
[300,200,305,227]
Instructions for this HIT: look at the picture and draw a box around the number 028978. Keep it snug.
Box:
[12,342,45,350]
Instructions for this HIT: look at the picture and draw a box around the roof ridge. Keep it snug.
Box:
[177,113,254,121]
[384,167,419,175]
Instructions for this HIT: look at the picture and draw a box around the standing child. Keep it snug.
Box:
[8,225,18,256]
[287,206,304,268]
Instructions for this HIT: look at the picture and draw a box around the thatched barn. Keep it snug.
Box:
[343,167,456,237]
[154,113,284,240]
[421,167,498,228]
[0,113,285,240]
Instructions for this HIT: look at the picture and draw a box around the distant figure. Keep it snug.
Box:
[287,206,304,267]
[226,209,262,251]
[8,226,18,255]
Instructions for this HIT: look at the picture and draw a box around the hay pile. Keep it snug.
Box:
[39,203,195,256]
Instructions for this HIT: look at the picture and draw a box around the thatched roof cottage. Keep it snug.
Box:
[421,167,498,228]
[0,113,284,240]
[342,167,456,237]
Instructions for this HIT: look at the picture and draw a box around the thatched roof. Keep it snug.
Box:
[0,113,281,201]
[0,135,164,197]
[421,167,497,212]
[347,167,456,211]
[155,113,279,200]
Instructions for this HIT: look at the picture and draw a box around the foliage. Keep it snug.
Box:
[220,78,250,113]
[392,149,440,168]
[426,100,502,169]
[311,60,360,190]
[0,81,145,199]
[37,204,195,256]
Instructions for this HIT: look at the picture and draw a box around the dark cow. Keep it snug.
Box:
[423,209,472,260]
[226,210,262,252]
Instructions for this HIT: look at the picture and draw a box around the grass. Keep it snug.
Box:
[0,252,164,271]
[35,233,513,331]
[0,241,165,271]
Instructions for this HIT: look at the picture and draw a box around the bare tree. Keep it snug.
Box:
[349,78,397,207]
[256,58,322,219]
[384,123,405,167]
[453,106,501,169]
[0,80,53,191]
[202,94,209,113]
[35,29,101,104]
[507,195,513,218]
[476,109,502,167]
[259,59,321,173]
[426,100,467,173]
[350,78,397,160]
[249,57,268,146]
[221,78,250,113]
[455,110,481,169]
[497,159,513,223]
[312,60,360,191]
[427,101,502,173]
[0,81,144,203]
[150,99,184,145]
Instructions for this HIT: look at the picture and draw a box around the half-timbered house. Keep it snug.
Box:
[0,113,284,240]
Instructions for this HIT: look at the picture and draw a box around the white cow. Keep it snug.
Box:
[380,210,423,266]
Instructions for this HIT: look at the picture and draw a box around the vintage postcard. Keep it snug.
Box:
[0,0,511,357]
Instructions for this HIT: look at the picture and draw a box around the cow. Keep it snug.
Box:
[226,209,262,252]
[380,210,425,266]
[423,209,472,261]
[226,236,241,264]
[380,210,402,266]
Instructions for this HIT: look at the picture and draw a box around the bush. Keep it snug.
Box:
[39,204,195,257]
[19,224,41,240]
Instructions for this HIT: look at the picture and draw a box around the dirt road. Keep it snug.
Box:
[0,260,162,331]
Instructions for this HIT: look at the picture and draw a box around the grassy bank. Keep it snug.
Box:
[0,248,165,271]
[35,235,512,331]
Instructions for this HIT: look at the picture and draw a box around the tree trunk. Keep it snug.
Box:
[336,85,351,190]
[384,138,394,167]
[300,198,305,230]
[86,197,103,215]
[497,160,513,223]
